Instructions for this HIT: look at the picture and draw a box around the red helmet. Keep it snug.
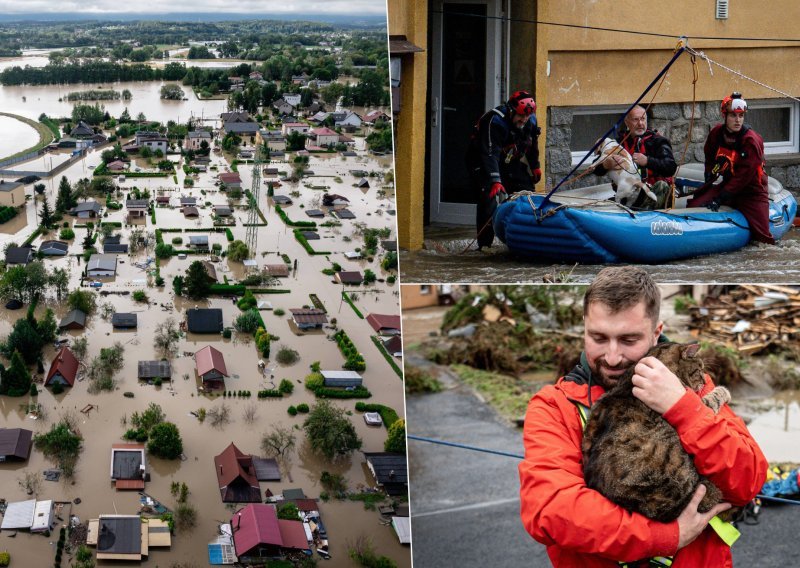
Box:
[508,90,536,117]
[721,92,747,116]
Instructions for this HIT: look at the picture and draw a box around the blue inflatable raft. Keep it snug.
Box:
[493,164,797,264]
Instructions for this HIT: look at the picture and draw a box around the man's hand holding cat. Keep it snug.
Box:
[676,485,732,550]
[631,357,687,414]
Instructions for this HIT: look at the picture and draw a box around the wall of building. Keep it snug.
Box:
[388,0,428,251]
[400,285,440,309]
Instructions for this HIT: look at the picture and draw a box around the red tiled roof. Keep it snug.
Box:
[45,346,79,387]
[115,479,145,490]
[214,442,260,502]
[195,345,228,377]
[336,271,363,284]
[367,313,402,333]
[277,519,309,550]
[219,173,242,183]
[311,127,337,136]
[233,504,282,554]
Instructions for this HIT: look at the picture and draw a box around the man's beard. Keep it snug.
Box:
[589,357,635,389]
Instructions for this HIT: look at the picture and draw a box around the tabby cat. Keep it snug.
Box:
[581,342,731,523]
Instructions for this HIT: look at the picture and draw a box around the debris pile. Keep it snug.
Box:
[688,285,800,355]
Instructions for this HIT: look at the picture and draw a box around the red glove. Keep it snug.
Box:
[532,168,542,184]
[488,182,506,200]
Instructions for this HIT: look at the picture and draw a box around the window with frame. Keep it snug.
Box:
[419,285,432,295]
[746,100,799,155]
[569,107,628,166]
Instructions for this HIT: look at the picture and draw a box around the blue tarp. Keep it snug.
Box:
[761,469,799,497]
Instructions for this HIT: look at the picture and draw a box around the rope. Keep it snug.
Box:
[407,435,800,507]
[540,42,687,209]
[686,47,800,104]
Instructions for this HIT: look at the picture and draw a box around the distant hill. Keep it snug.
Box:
[0,12,387,27]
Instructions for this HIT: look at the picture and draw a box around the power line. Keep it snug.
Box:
[432,9,800,43]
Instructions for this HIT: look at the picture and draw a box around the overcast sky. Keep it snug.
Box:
[0,0,387,16]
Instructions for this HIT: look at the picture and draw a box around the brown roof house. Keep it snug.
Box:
[265,264,289,277]
[0,428,33,461]
[110,443,146,490]
[195,345,228,389]
[45,346,79,387]
[335,271,363,285]
[366,314,402,336]
[289,308,328,330]
[214,443,261,503]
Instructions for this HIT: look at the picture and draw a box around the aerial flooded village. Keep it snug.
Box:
[0,12,408,568]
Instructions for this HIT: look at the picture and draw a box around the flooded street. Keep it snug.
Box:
[0,58,408,566]
[400,226,800,284]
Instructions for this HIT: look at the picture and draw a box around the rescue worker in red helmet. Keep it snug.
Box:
[466,90,541,250]
[688,92,775,244]
[593,105,677,209]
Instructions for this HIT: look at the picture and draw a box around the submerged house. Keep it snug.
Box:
[87,254,117,277]
[39,240,69,256]
[289,308,328,330]
[110,443,146,490]
[195,345,228,389]
[231,504,310,560]
[0,428,33,462]
[45,346,79,387]
[364,453,408,496]
[59,309,87,330]
[366,313,402,336]
[87,515,171,561]
[138,360,172,381]
[215,443,261,503]
[187,308,223,333]
[112,313,138,329]
[320,370,363,388]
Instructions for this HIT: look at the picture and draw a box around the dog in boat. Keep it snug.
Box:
[594,138,658,207]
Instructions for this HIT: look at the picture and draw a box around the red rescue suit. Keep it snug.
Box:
[689,124,775,244]
[519,363,767,567]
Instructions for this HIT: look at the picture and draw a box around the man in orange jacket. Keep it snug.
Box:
[519,267,767,567]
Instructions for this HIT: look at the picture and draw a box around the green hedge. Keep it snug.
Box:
[248,288,291,294]
[0,206,18,224]
[342,292,364,319]
[209,284,246,296]
[225,228,234,241]
[257,389,283,398]
[370,335,403,378]
[314,386,372,399]
[275,204,316,228]
[100,221,122,228]
[293,229,330,255]
[333,329,366,371]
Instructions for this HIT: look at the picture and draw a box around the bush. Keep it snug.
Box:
[147,422,183,459]
[59,228,75,240]
[288,405,298,416]
[276,346,300,366]
[279,378,294,394]
[52,382,64,395]
[222,328,232,339]
[274,308,286,316]
[296,403,309,413]
[132,289,148,302]
[171,236,183,245]
[0,551,9,567]
[30,383,38,396]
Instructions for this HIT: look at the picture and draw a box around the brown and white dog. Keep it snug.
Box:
[595,138,657,207]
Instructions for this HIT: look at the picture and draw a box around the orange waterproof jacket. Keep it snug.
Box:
[519,362,767,567]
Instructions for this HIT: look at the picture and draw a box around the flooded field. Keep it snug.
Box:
[0,86,407,565]
[399,226,800,284]
[0,115,39,158]
[0,79,227,127]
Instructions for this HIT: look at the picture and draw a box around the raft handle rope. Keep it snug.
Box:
[407,434,800,507]
[539,40,687,211]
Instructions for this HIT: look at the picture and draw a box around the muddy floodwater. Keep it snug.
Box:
[400,226,800,284]
[0,74,407,565]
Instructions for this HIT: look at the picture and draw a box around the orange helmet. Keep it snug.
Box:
[721,92,747,115]
[508,91,536,117]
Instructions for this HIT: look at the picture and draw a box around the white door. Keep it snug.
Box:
[430,0,503,224]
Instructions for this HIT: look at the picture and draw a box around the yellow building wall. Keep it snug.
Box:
[389,0,428,251]
[539,1,800,106]
[0,186,24,207]
[400,285,441,310]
